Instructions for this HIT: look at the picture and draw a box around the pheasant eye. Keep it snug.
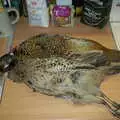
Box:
[4,64,9,69]
[10,53,14,56]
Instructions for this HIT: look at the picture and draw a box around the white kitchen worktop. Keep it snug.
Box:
[111,23,120,50]
[110,0,120,50]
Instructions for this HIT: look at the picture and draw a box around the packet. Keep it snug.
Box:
[51,5,74,27]
[81,0,113,28]
[26,0,49,27]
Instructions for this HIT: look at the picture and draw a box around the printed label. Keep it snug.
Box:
[53,6,71,17]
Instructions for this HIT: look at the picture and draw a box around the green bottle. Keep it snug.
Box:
[0,0,3,8]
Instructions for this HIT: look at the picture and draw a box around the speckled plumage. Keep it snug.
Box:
[0,34,120,118]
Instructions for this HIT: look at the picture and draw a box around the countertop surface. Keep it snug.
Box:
[0,17,120,120]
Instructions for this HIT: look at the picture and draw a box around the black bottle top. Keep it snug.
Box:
[72,0,84,7]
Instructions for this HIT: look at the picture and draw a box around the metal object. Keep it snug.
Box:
[0,73,7,102]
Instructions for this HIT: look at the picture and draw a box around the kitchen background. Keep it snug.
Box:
[0,0,119,47]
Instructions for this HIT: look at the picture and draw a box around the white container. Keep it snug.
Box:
[0,8,19,37]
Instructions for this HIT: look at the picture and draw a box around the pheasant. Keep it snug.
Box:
[0,34,120,118]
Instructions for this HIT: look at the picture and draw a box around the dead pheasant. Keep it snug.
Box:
[0,34,120,118]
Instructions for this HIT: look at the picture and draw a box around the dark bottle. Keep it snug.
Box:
[81,0,113,28]
[72,0,84,16]
[21,0,28,17]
